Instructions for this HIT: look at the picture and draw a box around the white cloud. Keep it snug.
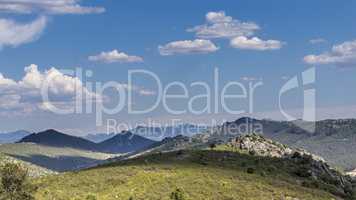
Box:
[89,50,144,63]
[187,11,259,39]
[0,64,100,114]
[0,1,104,50]
[309,38,326,44]
[304,40,356,66]
[0,16,47,49]
[0,64,155,115]
[230,36,283,50]
[0,0,105,15]
[0,94,21,109]
[158,39,219,56]
[0,73,16,85]
[185,11,283,52]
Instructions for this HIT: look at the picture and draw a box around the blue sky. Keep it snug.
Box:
[0,0,356,135]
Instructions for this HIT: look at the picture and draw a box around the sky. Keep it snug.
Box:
[0,0,356,135]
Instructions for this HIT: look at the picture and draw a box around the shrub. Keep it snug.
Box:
[301,180,319,188]
[209,143,217,150]
[247,167,255,174]
[170,188,185,200]
[0,163,37,200]
[294,166,312,178]
[248,150,256,156]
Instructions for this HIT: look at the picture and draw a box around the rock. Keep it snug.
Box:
[229,134,293,158]
[229,134,356,199]
[346,169,356,178]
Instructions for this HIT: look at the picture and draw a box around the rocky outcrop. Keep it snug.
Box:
[346,169,356,178]
[229,134,293,157]
[229,134,326,161]
[228,134,356,199]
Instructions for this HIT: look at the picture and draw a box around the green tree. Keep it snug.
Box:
[170,188,185,200]
[0,163,37,200]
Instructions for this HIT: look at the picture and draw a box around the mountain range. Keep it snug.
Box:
[82,123,207,143]
[19,129,155,154]
[7,117,356,171]
[209,117,356,170]
[130,123,208,141]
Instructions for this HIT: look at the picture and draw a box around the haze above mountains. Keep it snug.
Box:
[0,130,31,144]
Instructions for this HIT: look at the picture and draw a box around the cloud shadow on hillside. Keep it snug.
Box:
[6,154,106,172]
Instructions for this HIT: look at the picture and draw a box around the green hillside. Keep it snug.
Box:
[34,149,342,200]
[0,152,53,177]
[0,143,118,172]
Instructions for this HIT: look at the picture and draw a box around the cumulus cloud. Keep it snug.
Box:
[0,64,155,115]
[185,11,284,52]
[0,64,100,114]
[187,11,259,39]
[158,39,219,56]
[0,0,105,15]
[89,50,144,63]
[309,38,326,44]
[230,36,284,50]
[304,40,356,66]
[0,16,47,49]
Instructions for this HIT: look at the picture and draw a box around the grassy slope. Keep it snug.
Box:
[0,153,54,177]
[0,143,118,172]
[34,150,337,200]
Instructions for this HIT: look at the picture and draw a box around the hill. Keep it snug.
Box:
[0,143,117,172]
[208,117,356,170]
[0,152,54,177]
[0,130,31,144]
[19,129,157,154]
[19,129,98,151]
[98,131,156,153]
[33,135,355,200]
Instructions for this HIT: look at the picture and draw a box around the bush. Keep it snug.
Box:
[209,143,217,150]
[0,163,37,200]
[294,166,312,178]
[247,167,255,174]
[170,188,185,200]
[248,150,256,156]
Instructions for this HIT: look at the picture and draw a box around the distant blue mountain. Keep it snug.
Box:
[0,130,31,144]
[97,131,155,153]
[19,129,156,154]
[131,124,208,141]
[84,133,117,143]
